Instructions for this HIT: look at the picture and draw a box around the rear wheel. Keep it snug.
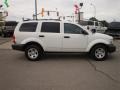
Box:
[25,45,43,61]
[90,45,108,61]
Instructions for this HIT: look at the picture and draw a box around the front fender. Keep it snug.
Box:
[86,39,110,52]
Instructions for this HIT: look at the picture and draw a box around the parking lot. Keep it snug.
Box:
[0,37,120,90]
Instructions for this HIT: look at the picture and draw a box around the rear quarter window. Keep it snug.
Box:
[19,22,38,32]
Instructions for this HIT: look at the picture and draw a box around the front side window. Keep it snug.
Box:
[19,22,38,32]
[95,22,98,26]
[41,22,60,33]
[64,23,83,34]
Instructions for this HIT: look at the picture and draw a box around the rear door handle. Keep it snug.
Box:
[64,36,70,38]
[39,35,45,37]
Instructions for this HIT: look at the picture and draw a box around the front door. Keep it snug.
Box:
[62,23,88,52]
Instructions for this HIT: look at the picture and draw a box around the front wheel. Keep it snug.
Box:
[90,45,108,61]
[25,45,43,61]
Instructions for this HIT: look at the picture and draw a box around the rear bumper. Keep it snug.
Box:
[107,44,116,53]
[12,44,24,51]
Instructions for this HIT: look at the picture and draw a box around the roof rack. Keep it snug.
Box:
[38,19,61,21]
[23,18,61,21]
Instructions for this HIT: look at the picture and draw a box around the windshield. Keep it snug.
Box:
[88,21,94,25]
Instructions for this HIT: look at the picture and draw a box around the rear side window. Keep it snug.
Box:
[41,22,60,33]
[19,22,38,32]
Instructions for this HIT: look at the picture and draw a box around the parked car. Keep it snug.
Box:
[105,22,120,38]
[0,21,5,36]
[1,21,18,37]
[80,20,107,33]
[12,20,116,61]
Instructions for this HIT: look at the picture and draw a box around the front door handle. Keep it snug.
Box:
[64,36,70,38]
[39,35,45,37]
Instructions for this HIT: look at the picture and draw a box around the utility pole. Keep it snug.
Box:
[35,0,38,20]
[91,3,96,18]
[78,3,83,23]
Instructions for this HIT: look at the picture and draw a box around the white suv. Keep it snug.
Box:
[12,20,116,61]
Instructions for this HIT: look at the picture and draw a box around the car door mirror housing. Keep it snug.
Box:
[91,29,96,33]
[82,30,88,35]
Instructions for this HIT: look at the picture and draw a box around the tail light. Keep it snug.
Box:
[12,35,16,44]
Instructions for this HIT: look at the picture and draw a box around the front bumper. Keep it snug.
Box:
[107,44,116,53]
[12,44,24,51]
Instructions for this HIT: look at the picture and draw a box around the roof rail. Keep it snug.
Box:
[38,19,61,21]
[23,19,61,22]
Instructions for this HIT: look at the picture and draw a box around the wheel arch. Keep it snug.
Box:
[24,41,44,52]
[89,43,108,53]
[86,39,110,52]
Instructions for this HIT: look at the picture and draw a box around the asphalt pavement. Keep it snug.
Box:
[0,37,120,90]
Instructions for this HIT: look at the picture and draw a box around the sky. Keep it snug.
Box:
[0,0,120,22]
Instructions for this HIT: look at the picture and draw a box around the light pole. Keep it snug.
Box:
[91,3,96,18]
[35,0,38,20]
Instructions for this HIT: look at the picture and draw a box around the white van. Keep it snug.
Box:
[80,20,107,33]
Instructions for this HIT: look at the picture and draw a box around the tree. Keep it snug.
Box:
[100,20,109,27]
[89,17,98,21]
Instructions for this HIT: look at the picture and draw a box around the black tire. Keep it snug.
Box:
[90,45,108,61]
[25,45,43,61]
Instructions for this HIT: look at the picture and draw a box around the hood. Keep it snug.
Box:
[93,33,113,40]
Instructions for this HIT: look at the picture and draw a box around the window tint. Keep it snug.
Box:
[41,22,60,33]
[88,21,94,25]
[64,23,83,34]
[19,22,38,32]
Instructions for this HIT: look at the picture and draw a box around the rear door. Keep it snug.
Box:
[39,22,62,52]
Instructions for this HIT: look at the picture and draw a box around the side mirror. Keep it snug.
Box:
[82,30,88,35]
[91,29,96,33]
[87,26,90,30]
